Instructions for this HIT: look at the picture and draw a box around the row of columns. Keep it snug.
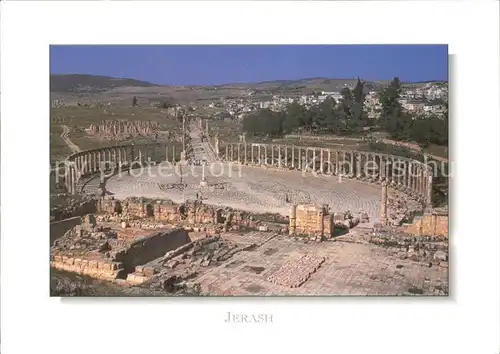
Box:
[64,144,181,195]
[222,143,433,207]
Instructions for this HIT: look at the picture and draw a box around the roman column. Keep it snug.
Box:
[379,155,385,182]
[97,151,101,172]
[244,143,248,164]
[312,148,316,173]
[408,161,412,191]
[356,153,362,179]
[117,149,122,169]
[292,146,295,168]
[289,204,297,235]
[343,151,347,176]
[391,158,396,184]
[347,151,352,177]
[328,149,332,175]
[336,151,340,176]
[319,149,323,174]
[421,167,426,198]
[67,164,72,194]
[90,153,94,172]
[92,151,97,172]
[426,171,433,210]
[380,181,388,226]
[65,162,70,192]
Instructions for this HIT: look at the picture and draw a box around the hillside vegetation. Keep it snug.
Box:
[50,74,160,93]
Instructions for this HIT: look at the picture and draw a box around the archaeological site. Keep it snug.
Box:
[51,114,449,297]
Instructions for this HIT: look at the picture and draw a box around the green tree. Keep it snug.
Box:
[353,77,366,104]
[242,109,284,137]
[317,97,337,132]
[379,77,412,138]
[340,87,354,118]
[283,102,304,133]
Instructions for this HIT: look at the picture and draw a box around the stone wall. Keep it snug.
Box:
[50,197,98,222]
[50,227,190,281]
[50,256,124,281]
[50,216,82,244]
[403,211,448,237]
[114,229,190,272]
[98,198,220,225]
[289,204,334,239]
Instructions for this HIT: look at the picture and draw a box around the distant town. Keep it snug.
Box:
[51,77,448,122]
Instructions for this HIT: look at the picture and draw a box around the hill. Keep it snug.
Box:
[216,77,389,93]
[49,74,447,106]
[50,74,161,93]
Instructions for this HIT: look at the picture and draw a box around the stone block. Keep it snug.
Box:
[433,251,447,261]
[143,266,156,276]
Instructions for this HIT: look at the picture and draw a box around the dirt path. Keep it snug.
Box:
[60,125,81,153]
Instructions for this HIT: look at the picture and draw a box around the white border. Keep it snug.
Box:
[1,2,499,354]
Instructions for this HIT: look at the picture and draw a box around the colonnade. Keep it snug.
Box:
[221,142,434,208]
[63,143,179,195]
[62,139,435,210]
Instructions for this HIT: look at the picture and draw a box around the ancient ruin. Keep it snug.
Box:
[87,120,159,140]
[51,117,449,296]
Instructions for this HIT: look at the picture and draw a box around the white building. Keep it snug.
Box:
[321,91,342,101]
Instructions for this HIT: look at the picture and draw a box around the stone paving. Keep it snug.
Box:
[100,164,386,223]
[267,254,326,288]
[196,232,448,296]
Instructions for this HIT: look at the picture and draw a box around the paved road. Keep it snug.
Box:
[189,123,217,163]
[60,125,81,153]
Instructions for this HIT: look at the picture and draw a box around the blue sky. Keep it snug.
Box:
[50,45,448,85]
